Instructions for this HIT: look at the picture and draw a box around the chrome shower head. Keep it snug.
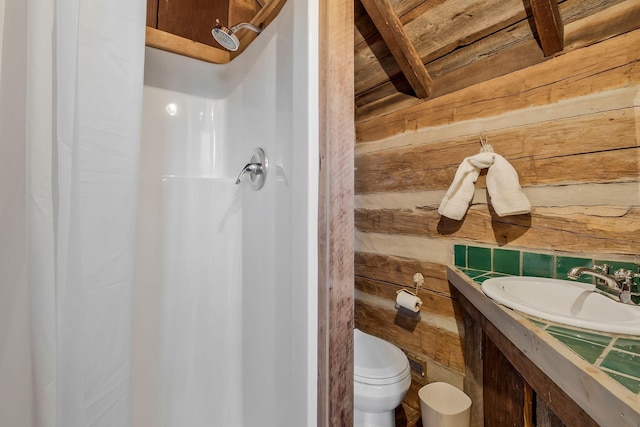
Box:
[211,21,262,52]
[212,26,240,51]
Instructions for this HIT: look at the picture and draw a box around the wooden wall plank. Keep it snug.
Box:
[355,146,640,193]
[356,29,640,142]
[356,206,640,255]
[355,276,458,319]
[355,252,450,295]
[317,0,355,425]
[355,108,638,193]
[564,0,640,50]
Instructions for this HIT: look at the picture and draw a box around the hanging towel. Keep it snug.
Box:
[438,152,530,220]
[438,152,494,220]
[485,154,531,217]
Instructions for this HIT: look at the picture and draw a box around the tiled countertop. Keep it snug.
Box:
[459,266,640,395]
[448,266,640,427]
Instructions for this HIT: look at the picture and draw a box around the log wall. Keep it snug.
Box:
[354,7,640,424]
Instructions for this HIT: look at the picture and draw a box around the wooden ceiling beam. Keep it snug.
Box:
[360,0,433,99]
[530,0,564,56]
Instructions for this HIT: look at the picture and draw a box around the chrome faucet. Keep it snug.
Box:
[567,263,640,305]
[567,264,617,288]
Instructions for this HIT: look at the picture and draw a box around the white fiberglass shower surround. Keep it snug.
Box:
[133,2,318,427]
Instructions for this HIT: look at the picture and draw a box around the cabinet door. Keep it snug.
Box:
[156,0,229,47]
[147,0,158,27]
[483,333,530,426]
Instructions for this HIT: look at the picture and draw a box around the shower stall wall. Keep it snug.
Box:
[133,2,318,426]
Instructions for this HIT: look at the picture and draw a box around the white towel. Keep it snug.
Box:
[485,154,531,217]
[438,152,530,220]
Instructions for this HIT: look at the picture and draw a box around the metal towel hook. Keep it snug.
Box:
[235,147,267,190]
[479,131,494,153]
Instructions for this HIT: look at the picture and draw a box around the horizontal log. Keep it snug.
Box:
[355,182,640,211]
[356,232,453,265]
[355,252,450,295]
[356,147,640,193]
[356,29,640,142]
[355,108,638,193]
[356,276,458,319]
[355,299,465,372]
[564,0,640,50]
[355,206,640,255]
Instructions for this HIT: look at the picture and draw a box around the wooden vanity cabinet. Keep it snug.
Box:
[457,289,599,427]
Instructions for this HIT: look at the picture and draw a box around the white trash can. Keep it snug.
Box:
[419,382,471,427]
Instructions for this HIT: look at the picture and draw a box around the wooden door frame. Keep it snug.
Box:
[317,0,355,425]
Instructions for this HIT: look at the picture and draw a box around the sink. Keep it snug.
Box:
[482,276,640,335]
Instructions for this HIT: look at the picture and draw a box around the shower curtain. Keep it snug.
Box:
[17,0,145,425]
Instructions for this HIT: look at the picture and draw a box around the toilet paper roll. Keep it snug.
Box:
[396,290,423,312]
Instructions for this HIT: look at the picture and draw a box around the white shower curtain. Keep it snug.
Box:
[23,0,146,425]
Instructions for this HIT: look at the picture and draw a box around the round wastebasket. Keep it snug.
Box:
[419,382,471,427]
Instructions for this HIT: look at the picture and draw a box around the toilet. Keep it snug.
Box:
[354,328,412,427]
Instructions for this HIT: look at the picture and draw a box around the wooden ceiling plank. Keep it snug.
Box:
[530,0,564,56]
[360,0,433,99]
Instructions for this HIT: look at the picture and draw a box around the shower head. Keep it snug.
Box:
[212,26,240,51]
[211,21,262,52]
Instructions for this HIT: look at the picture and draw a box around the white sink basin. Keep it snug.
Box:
[482,276,640,335]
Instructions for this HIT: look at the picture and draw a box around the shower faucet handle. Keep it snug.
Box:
[235,163,262,183]
[235,148,267,190]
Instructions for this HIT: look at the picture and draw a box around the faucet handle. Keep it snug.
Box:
[234,148,267,190]
[592,263,610,274]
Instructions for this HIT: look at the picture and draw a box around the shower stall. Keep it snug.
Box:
[133,2,318,426]
[0,0,339,424]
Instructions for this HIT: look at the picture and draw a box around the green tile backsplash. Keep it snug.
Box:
[522,252,555,278]
[454,244,639,285]
[454,245,466,268]
[493,249,520,275]
[454,243,640,394]
[468,246,491,271]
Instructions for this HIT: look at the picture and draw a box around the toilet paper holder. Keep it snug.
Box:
[395,273,425,313]
[397,272,424,298]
